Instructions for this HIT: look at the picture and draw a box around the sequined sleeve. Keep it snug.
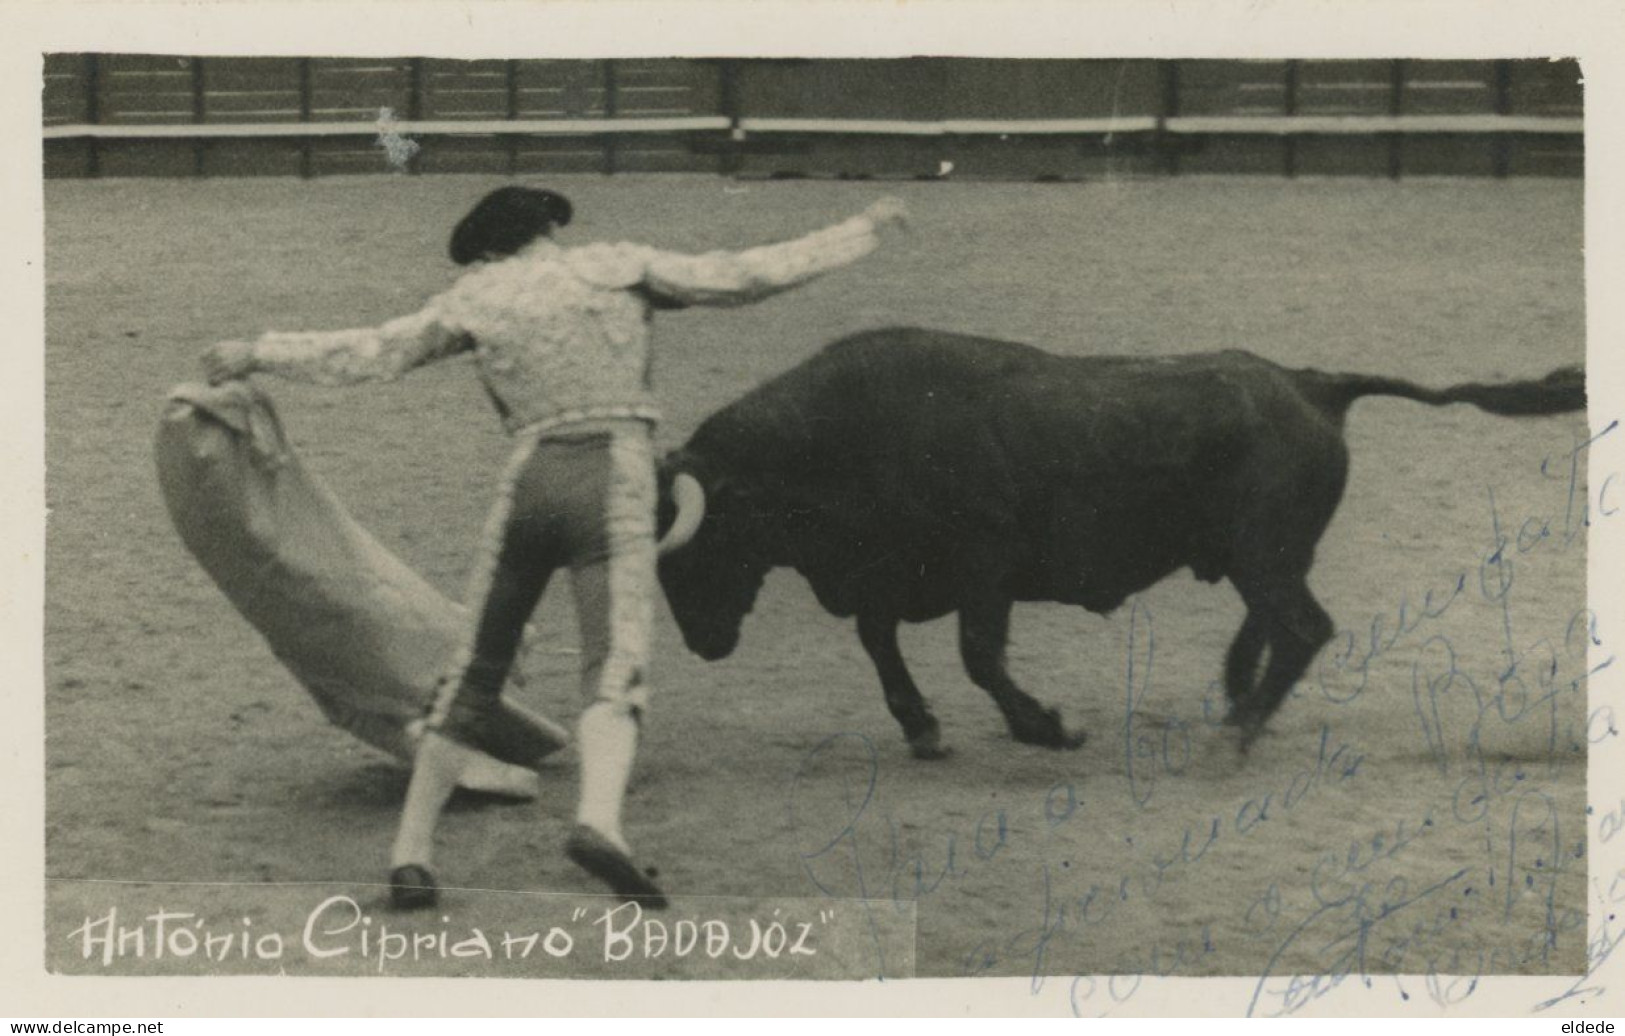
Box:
[250,306,471,386]
[641,213,882,307]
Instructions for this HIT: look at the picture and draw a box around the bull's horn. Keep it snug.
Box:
[658,472,707,555]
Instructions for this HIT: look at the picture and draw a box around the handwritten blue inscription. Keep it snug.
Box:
[783,421,1614,1013]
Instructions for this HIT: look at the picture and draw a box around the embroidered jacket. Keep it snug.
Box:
[246,212,887,434]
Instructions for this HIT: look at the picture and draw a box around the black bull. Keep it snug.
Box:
[654,328,1585,759]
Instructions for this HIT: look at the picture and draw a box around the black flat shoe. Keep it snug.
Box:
[390,863,439,911]
[565,825,668,909]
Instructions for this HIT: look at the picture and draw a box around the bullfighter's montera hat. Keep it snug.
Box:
[449,186,574,266]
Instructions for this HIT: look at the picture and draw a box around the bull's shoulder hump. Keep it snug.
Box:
[815,327,1058,381]
[819,326,1041,357]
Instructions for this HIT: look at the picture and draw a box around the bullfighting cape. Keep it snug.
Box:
[155,380,569,796]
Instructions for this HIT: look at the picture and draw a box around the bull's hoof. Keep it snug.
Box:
[1221,709,1267,753]
[908,728,951,761]
[1011,709,1087,751]
[1238,725,1274,754]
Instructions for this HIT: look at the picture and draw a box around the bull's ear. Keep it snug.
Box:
[656,448,704,483]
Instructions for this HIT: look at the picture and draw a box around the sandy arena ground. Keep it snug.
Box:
[42,174,1592,999]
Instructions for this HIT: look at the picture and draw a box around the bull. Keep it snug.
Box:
[655,327,1585,759]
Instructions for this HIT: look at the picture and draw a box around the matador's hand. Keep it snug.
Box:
[864,197,910,232]
[202,340,257,384]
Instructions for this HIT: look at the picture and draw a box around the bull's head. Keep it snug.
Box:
[656,453,770,661]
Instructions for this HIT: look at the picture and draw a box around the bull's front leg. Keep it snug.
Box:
[856,610,947,759]
[958,597,1086,750]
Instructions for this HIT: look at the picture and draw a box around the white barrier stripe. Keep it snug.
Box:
[735,114,1580,136]
[401,117,729,134]
[736,118,940,136]
[42,116,731,140]
[946,117,1159,134]
[1164,114,1584,135]
[738,117,1157,135]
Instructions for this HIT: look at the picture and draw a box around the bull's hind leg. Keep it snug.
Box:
[1226,577,1334,750]
[1222,610,1267,716]
[959,598,1087,750]
[857,611,946,759]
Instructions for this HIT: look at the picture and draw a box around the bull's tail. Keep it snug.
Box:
[1300,363,1585,420]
